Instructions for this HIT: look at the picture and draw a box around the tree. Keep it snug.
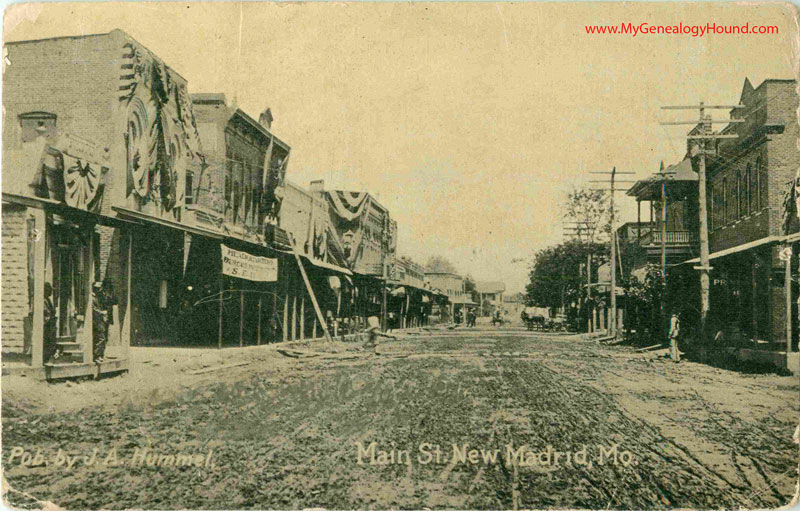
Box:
[464,274,477,302]
[563,187,616,244]
[525,239,608,331]
[425,255,457,274]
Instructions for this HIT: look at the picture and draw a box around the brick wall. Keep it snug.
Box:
[3,32,120,201]
[2,204,30,353]
[764,81,800,240]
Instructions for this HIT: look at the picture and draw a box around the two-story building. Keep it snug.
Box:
[425,271,475,323]
[626,78,799,373]
[626,158,700,269]
[2,29,210,376]
[698,79,799,367]
[388,256,436,328]
[175,93,292,347]
[475,281,506,317]
[277,180,354,339]
[318,183,398,329]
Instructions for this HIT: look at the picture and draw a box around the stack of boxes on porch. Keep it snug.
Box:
[0,30,447,380]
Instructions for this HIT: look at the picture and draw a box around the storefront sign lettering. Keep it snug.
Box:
[221,245,277,282]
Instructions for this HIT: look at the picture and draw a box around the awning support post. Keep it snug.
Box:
[288,235,333,342]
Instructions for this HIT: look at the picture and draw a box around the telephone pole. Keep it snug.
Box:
[564,220,594,332]
[648,163,677,339]
[661,102,744,340]
[590,170,636,336]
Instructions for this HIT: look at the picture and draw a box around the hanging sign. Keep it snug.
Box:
[221,245,277,282]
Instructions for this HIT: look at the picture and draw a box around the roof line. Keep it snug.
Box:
[4,31,113,45]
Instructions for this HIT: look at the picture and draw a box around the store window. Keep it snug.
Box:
[158,280,168,309]
[185,170,194,206]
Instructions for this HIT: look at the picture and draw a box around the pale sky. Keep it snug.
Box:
[5,2,798,293]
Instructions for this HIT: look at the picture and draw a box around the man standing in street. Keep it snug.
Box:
[668,312,681,363]
[362,315,398,354]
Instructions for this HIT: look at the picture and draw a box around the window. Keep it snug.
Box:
[158,280,168,309]
[709,184,715,230]
[185,170,194,206]
[722,178,728,225]
[736,170,742,220]
[755,157,762,211]
[745,164,752,215]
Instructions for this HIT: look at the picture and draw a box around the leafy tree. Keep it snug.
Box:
[425,255,457,274]
[563,187,616,243]
[464,274,478,303]
[525,239,608,312]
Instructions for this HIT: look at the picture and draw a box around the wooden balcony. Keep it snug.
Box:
[639,230,698,265]
[640,230,698,246]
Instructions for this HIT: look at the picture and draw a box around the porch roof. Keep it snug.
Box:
[627,158,697,201]
[681,233,800,264]
[4,193,137,228]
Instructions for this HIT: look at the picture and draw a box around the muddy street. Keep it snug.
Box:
[3,328,798,509]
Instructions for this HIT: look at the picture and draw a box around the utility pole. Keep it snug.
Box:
[564,220,593,332]
[610,168,616,335]
[590,170,636,337]
[659,162,668,276]
[661,102,743,341]
[649,163,677,339]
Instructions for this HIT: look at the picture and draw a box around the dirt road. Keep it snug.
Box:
[3,328,798,509]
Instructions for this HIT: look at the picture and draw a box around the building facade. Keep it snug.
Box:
[625,78,799,373]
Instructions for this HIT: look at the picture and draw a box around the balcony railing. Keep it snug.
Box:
[639,230,698,246]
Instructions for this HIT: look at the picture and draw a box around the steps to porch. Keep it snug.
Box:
[0,336,131,380]
[53,336,85,363]
[44,357,127,379]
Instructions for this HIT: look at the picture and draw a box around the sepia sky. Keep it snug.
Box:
[4,2,798,293]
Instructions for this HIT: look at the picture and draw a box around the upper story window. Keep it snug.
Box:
[744,164,752,215]
[19,111,57,142]
[185,170,194,206]
[755,157,762,212]
[709,183,715,231]
[736,170,742,220]
[722,178,728,225]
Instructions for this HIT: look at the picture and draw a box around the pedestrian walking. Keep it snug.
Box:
[668,312,681,363]
[362,315,397,354]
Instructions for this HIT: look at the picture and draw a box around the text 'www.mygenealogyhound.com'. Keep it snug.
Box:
[585,22,778,37]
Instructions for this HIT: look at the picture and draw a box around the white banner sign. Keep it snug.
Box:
[222,245,278,282]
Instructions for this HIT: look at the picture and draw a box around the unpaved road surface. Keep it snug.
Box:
[3,328,798,509]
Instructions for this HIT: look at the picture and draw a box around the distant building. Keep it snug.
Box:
[475,281,506,316]
[426,271,475,322]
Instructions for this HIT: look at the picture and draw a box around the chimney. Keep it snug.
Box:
[259,108,274,130]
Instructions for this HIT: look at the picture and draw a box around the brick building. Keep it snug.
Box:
[1,30,169,377]
[626,78,800,373]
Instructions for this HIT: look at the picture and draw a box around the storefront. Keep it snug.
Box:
[2,194,132,379]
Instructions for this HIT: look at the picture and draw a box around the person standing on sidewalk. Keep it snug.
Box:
[668,312,681,363]
[92,280,115,363]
